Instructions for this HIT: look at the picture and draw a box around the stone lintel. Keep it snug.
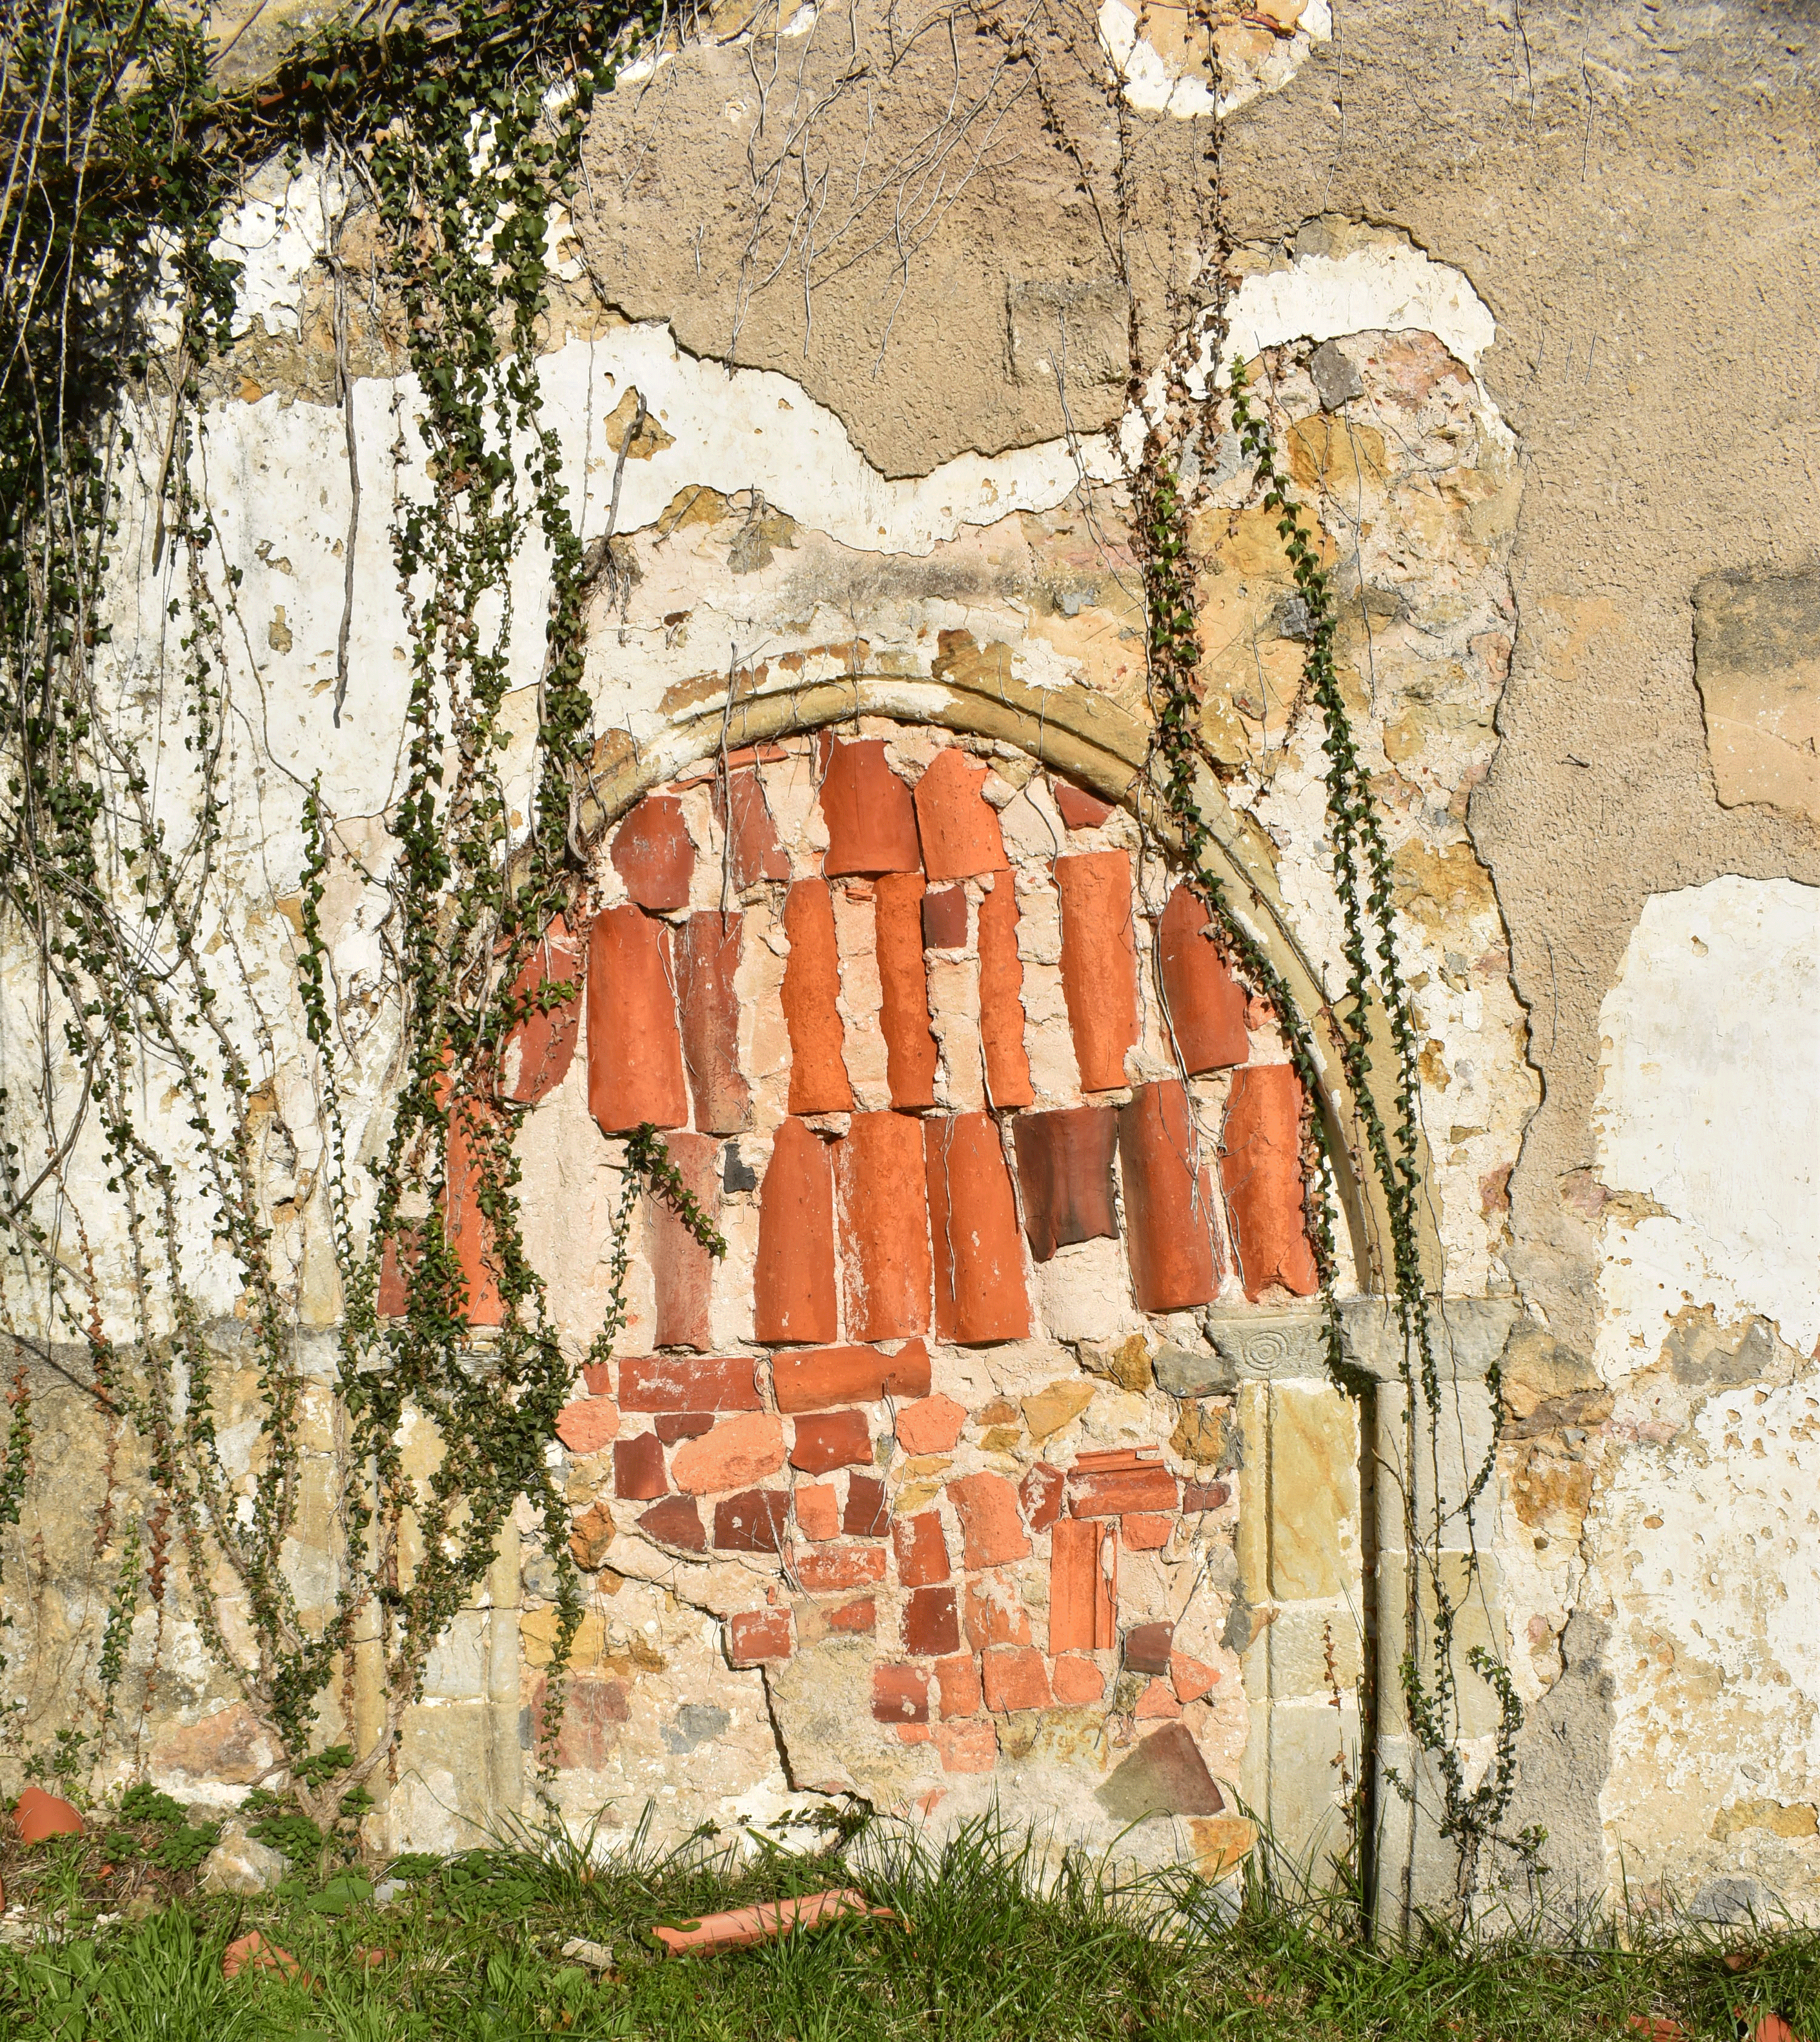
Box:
[1153,1297,1521,1395]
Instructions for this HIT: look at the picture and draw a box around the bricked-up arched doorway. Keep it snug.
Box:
[454,709,1389,1874]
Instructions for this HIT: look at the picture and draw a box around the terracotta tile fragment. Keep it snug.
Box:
[639,1495,706,1550]
[675,913,752,1133]
[934,1653,982,1719]
[754,1120,838,1344]
[672,1412,786,1495]
[223,1932,302,1982]
[1171,1651,1221,1703]
[656,1412,716,1444]
[1118,1080,1222,1312]
[587,906,689,1133]
[936,1720,998,1772]
[982,1645,1052,1713]
[652,1890,890,1957]
[770,1338,931,1411]
[1019,1461,1065,1533]
[619,1355,761,1412]
[905,1586,962,1656]
[555,1398,619,1456]
[893,1511,951,1587]
[963,1575,1033,1649]
[797,1543,887,1591]
[874,874,939,1107]
[843,1474,889,1537]
[1124,1621,1174,1675]
[976,875,1034,1107]
[1054,851,1139,1090]
[1053,781,1113,830]
[1134,1677,1182,1720]
[924,1115,1030,1344]
[897,1393,967,1454]
[913,746,1008,880]
[613,1434,667,1500]
[611,795,696,911]
[728,1609,792,1665]
[1122,1513,1175,1551]
[835,1112,932,1340]
[1157,886,1250,1074]
[505,915,584,1104]
[872,1663,930,1724]
[376,1228,417,1316]
[713,1489,790,1552]
[1096,1720,1224,1820]
[1182,1478,1230,1512]
[445,1097,505,1326]
[819,738,920,875]
[794,1483,840,1541]
[790,1409,872,1474]
[829,1597,877,1634]
[946,1472,1031,1569]
[12,1785,83,1843]
[711,766,791,889]
[1068,1462,1178,1517]
[781,882,852,1113]
[1049,1518,1116,1652]
[1219,1065,1321,1299]
[1051,1654,1106,1705]
[1012,1107,1119,1262]
[922,886,968,948]
[650,1131,720,1351]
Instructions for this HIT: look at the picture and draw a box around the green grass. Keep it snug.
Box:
[0,1812,1813,2040]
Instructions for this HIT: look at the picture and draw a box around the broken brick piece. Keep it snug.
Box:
[728,1608,792,1666]
[925,1115,1030,1344]
[650,1131,721,1352]
[843,1474,889,1537]
[712,766,792,890]
[1122,1513,1175,1551]
[675,912,752,1134]
[613,1433,667,1501]
[672,1412,786,1495]
[1019,1461,1065,1534]
[790,1409,873,1475]
[892,1510,951,1588]
[982,1645,1052,1713]
[937,1720,998,1773]
[797,1543,887,1592]
[1220,1064,1321,1300]
[820,738,920,876]
[794,1483,840,1541]
[897,1393,967,1454]
[713,1489,790,1553]
[828,1597,877,1634]
[1054,851,1138,1091]
[1053,780,1113,830]
[946,1472,1031,1569]
[554,1398,619,1457]
[770,1339,931,1412]
[1124,1621,1174,1675]
[1067,1461,1178,1517]
[611,794,695,911]
[872,1663,930,1724]
[934,1653,982,1719]
[504,916,584,1105]
[921,885,968,949]
[904,1585,962,1657]
[835,1112,932,1340]
[1051,1654,1106,1705]
[1119,1080,1222,1312]
[962,1575,1033,1650]
[639,1495,706,1551]
[619,1355,760,1413]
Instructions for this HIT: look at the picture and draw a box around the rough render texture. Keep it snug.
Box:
[1,0,1815,1919]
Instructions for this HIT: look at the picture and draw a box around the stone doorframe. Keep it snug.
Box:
[570,672,1509,1913]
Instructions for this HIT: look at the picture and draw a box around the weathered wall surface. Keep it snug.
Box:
[2,0,1815,1921]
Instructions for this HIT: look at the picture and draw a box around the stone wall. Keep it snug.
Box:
[1,0,1815,1925]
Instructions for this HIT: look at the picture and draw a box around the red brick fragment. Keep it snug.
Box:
[1053,781,1113,830]
[554,1398,619,1456]
[728,1609,792,1666]
[614,1434,667,1501]
[872,1663,930,1724]
[1068,1460,1178,1518]
[781,881,852,1114]
[770,1338,931,1412]
[976,875,1034,1108]
[223,1932,302,1982]
[946,1472,1031,1569]
[1135,1677,1182,1720]
[12,1785,83,1843]
[376,1228,417,1316]
[713,1489,790,1552]
[1051,1654,1106,1705]
[1171,1651,1221,1703]
[897,1394,967,1454]
[1157,886,1250,1074]
[843,1474,889,1537]
[1054,851,1138,1091]
[797,1544,888,1592]
[650,1131,720,1352]
[820,738,920,876]
[655,1411,716,1444]
[982,1646,1052,1713]
[675,913,752,1134]
[934,1653,982,1719]
[905,1585,961,1657]
[1122,1514,1174,1551]
[445,1096,504,1327]
[892,1510,951,1588]
[1118,1080,1222,1312]
[829,1597,877,1634]
[924,1116,1030,1344]
[1049,1517,1116,1653]
[937,1720,998,1773]
[913,746,1008,880]
[875,875,939,1108]
[1019,1461,1065,1533]
[612,795,695,911]
[505,916,584,1104]
[1182,1479,1230,1512]
[962,1575,1033,1649]
[790,1409,872,1474]
[1124,1621,1173,1674]
[712,766,792,889]
[1012,1108,1119,1262]
[795,1483,840,1541]
[619,1355,761,1413]
[922,886,968,949]
[587,906,688,1134]
[639,1495,706,1551]
[672,1412,785,1495]
[1220,1064,1321,1300]
[835,1113,932,1340]
[755,1120,838,1344]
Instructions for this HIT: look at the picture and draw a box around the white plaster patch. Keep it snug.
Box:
[1593,876,1820,1370]
[1219,242,1498,379]
[210,158,343,339]
[1096,0,1330,121]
